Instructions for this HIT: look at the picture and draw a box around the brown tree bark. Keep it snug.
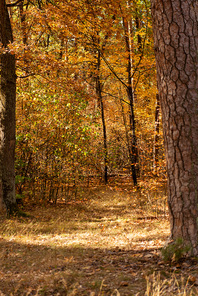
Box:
[151,0,198,255]
[0,0,17,214]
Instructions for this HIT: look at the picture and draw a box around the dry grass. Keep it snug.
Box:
[0,186,197,295]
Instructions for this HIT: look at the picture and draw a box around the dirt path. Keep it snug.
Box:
[0,187,197,295]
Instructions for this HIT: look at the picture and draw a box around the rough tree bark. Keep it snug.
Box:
[151,0,198,255]
[0,0,17,214]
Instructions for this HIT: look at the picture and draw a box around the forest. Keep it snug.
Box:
[11,0,164,201]
[0,0,198,295]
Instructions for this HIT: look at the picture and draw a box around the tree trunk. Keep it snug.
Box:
[0,0,17,214]
[96,50,108,184]
[151,0,198,255]
[128,85,138,186]
[122,16,139,186]
[153,93,160,173]
[19,1,27,45]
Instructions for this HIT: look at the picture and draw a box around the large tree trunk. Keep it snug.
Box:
[151,0,198,255]
[0,0,17,214]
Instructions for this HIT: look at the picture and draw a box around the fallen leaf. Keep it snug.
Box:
[120,281,129,286]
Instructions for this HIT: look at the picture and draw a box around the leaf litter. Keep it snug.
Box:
[0,186,197,295]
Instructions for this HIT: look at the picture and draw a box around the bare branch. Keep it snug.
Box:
[6,0,23,7]
[100,50,128,89]
[18,72,35,78]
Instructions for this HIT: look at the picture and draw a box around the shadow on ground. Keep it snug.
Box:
[0,187,197,295]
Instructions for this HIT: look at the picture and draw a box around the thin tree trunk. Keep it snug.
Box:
[151,0,198,255]
[122,16,139,186]
[100,96,108,184]
[19,1,27,45]
[0,0,17,214]
[153,93,160,173]
[96,50,108,184]
[119,91,131,166]
[135,8,142,52]
[128,86,138,186]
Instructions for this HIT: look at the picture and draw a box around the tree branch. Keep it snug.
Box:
[100,50,128,89]
[18,72,35,78]
[6,0,23,7]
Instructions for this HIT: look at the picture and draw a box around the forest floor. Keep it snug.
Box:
[0,185,198,296]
